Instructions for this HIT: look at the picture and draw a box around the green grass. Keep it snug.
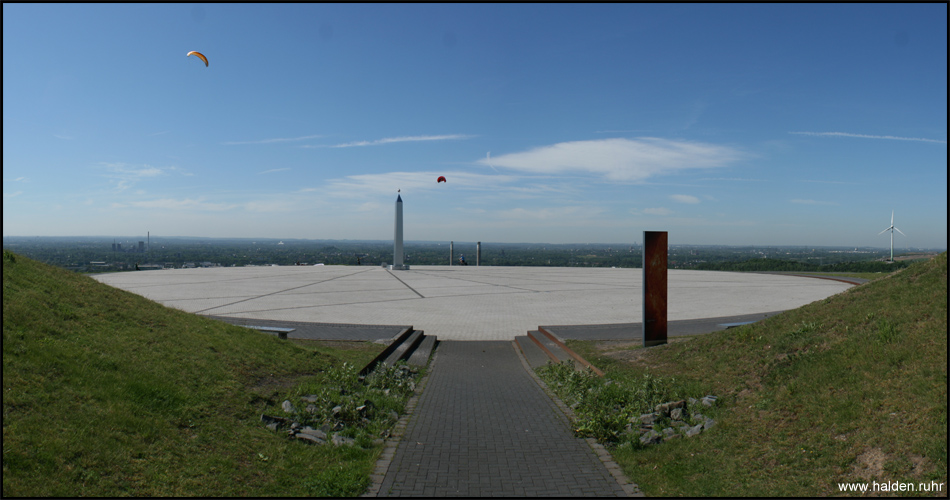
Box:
[558,254,947,496]
[768,271,887,281]
[2,250,400,497]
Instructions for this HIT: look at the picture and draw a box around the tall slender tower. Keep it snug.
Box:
[390,194,409,270]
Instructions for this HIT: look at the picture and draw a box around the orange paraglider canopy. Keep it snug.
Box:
[187,51,209,67]
[437,176,446,183]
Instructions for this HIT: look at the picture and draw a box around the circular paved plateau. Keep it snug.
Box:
[92,265,854,341]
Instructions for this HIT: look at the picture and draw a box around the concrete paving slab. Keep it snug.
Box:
[542,311,786,341]
[207,316,409,342]
[92,265,854,341]
[377,341,628,497]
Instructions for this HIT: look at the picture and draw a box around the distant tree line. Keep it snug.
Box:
[4,236,923,273]
[694,258,910,273]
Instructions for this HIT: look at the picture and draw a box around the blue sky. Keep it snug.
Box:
[3,3,947,248]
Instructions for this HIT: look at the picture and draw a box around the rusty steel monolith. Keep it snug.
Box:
[643,231,668,347]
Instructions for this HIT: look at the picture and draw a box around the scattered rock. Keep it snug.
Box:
[685,424,703,438]
[299,426,327,440]
[639,413,659,425]
[261,414,290,429]
[261,364,423,450]
[640,430,662,445]
[295,433,326,445]
[625,395,719,446]
[331,434,356,447]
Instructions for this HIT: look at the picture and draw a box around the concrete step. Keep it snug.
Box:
[535,327,605,377]
[528,330,575,365]
[359,326,416,375]
[515,329,607,377]
[405,334,438,367]
[514,334,554,370]
[382,329,424,366]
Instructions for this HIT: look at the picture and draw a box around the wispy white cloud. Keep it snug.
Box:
[800,179,859,185]
[243,200,298,213]
[790,131,947,144]
[790,199,838,206]
[112,198,239,211]
[259,168,291,175]
[326,171,518,197]
[494,205,605,221]
[4,176,28,183]
[670,194,700,204]
[223,134,324,145]
[698,177,765,182]
[593,129,653,134]
[312,134,475,148]
[3,191,24,199]
[356,202,382,212]
[642,207,673,216]
[99,162,167,191]
[475,138,745,182]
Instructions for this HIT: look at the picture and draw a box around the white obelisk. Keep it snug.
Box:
[390,193,408,270]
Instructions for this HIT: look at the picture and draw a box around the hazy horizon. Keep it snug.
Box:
[4,4,947,248]
[3,234,943,252]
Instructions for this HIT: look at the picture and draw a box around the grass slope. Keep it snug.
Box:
[2,251,385,496]
[569,253,947,496]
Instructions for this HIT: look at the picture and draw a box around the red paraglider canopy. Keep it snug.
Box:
[437,176,447,183]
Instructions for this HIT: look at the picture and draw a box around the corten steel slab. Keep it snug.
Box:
[92,265,855,341]
[643,231,668,347]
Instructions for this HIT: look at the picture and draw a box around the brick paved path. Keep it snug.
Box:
[376,341,628,497]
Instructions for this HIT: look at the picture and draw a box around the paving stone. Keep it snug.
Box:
[377,341,626,497]
[93,265,853,342]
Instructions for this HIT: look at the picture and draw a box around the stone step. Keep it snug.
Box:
[359,326,416,375]
[514,334,553,370]
[405,334,438,367]
[382,329,424,366]
[528,330,576,366]
[536,327,605,377]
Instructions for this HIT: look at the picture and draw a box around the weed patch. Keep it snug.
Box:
[536,361,698,445]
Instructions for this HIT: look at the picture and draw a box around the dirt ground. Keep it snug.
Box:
[589,337,693,366]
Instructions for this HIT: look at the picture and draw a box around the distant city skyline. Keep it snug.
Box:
[3,4,947,248]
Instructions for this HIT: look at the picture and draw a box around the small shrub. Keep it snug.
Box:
[536,361,682,444]
[876,319,900,344]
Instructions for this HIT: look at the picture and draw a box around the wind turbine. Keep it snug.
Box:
[877,210,905,263]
